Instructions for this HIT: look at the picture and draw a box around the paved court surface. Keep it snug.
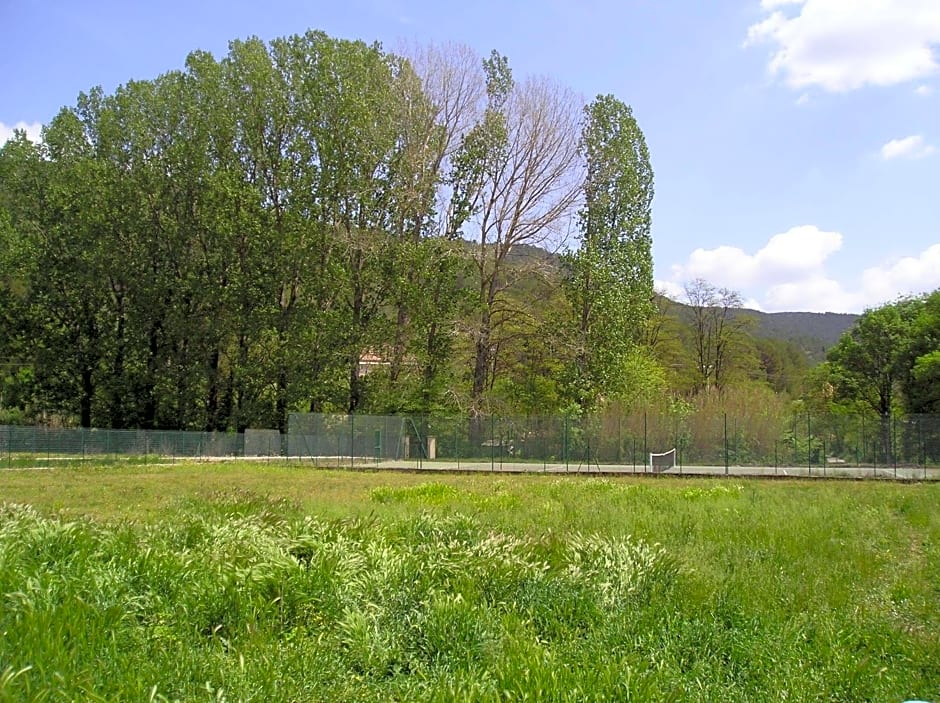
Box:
[4,454,935,480]
[304,458,939,480]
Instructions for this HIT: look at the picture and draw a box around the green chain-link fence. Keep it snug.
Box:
[282,411,940,478]
[3,411,939,478]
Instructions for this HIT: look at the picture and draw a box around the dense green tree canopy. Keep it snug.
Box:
[0,28,846,430]
[824,290,940,416]
[1,32,451,429]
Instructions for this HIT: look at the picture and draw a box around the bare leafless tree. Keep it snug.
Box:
[684,278,750,392]
[398,41,486,236]
[452,61,583,412]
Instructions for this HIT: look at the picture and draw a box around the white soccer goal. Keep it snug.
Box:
[649,448,677,473]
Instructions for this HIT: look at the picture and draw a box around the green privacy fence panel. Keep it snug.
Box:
[0,425,244,463]
[286,414,417,465]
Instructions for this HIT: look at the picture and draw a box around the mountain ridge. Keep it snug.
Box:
[495,242,859,361]
[659,294,858,362]
[734,308,858,361]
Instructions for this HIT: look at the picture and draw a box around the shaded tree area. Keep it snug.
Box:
[0,31,662,429]
[1,32,451,430]
[793,291,940,466]
[820,290,940,417]
[2,28,869,432]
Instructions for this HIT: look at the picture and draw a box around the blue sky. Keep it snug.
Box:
[2,0,938,313]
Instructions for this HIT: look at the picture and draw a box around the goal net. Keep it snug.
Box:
[649,448,677,473]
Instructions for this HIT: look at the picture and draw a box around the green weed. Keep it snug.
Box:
[0,472,938,701]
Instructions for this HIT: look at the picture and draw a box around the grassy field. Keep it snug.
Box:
[0,463,938,702]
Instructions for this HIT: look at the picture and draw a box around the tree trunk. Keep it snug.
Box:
[275,369,289,434]
[80,366,94,429]
[109,296,126,429]
[205,349,221,432]
[471,318,491,412]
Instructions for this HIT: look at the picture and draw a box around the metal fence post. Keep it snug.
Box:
[724,413,729,476]
[822,438,827,477]
[920,418,927,479]
[674,416,679,472]
[563,416,569,473]
[491,415,496,472]
[643,411,648,473]
[733,416,738,466]
[893,414,898,478]
[335,420,341,466]
[617,415,623,464]
[856,415,861,470]
[807,413,812,476]
[420,415,426,470]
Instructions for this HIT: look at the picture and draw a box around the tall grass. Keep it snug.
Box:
[1,473,938,701]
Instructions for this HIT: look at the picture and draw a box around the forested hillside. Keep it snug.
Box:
[743,310,858,361]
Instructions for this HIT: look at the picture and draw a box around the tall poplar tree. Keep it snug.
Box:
[565,94,655,408]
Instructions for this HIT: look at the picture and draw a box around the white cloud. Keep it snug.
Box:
[662,228,940,313]
[654,280,686,302]
[860,244,940,304]
[880,134,936,160]
[0,121,43,145]
[764,276,862,313]
[760,0,805,9]
[671,225,842,290]
[676,245,759,288]
[746,0,940,92]
[915,84,933,96]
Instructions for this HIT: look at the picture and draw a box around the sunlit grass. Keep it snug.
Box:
[0,464,938,701]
